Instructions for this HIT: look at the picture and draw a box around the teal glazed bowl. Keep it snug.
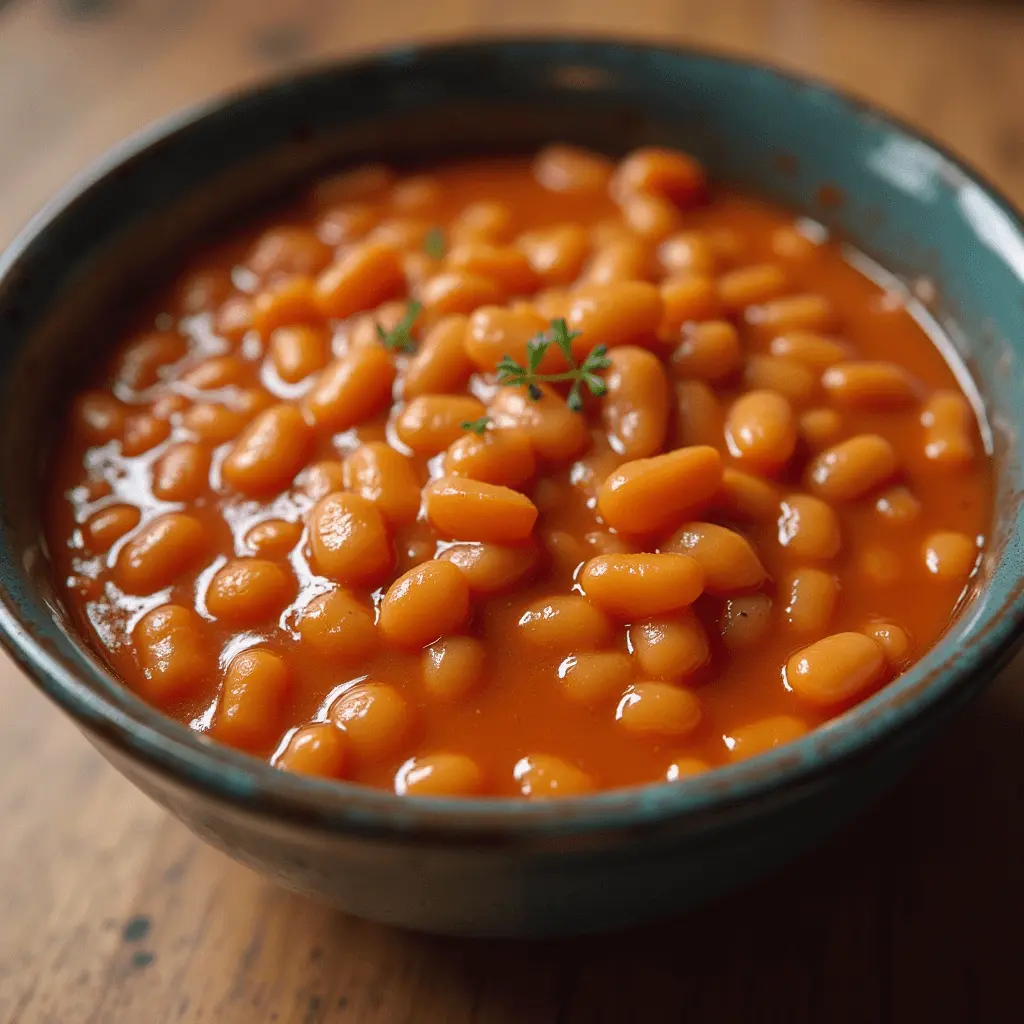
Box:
[0,39,1022,937]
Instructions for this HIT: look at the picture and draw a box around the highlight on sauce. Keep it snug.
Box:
[46,144,991,798]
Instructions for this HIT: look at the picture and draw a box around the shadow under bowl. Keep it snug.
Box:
[0,38,1022,937]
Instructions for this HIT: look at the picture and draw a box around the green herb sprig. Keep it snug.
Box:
[461,415,491,435]
[423,226,445,260]
[376,300,422,353]
[495,319,610,412]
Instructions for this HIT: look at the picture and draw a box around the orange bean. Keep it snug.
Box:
[342,442,421,526]
[180,355,246,391]
[747,294,834,336]
[422,636,486,701]
[658,231,720,277]
[214,296,253,343]
[799,407,844,451]
[330,681,411,761]
[658,274,721,335]
[222,404,313,497]
[113,331,186,391]
[565,281,663,355]
[862,621,912,666]
[769,331,850,370]
[666,757,711,780]
[402,315,475,398]
[630,611,710,679]
[303,345,396,433]
[296,587,378,661]
[743,355,817,407]
[822,361,919,409]
[516,224,590,286]
[121,414,171,456]
[610,147,706,207]
[776,494,842,560]
[533,144,613,195]
[781,568,840,634]
[423,476,538,543]
[72,390,127,443]
[268,324,329,384]
[717,263,788,310]
[378,559,470,648]
[616,682,702,738]
[921,390,976,468]
[244,518,302,558]
[488,384,589,462]
[182,401,249,444]
[84,504,140,553]
[725,715,807,761]
[312,163,395,206]
[666,522,767,593]
[449,199,514,245]
[248,226,332,280]
[395,753,485,797]
[517,595,611,650]
[620,193,681,241]
[175,266,231,315]
[419,271,505,321]
[446,243,539,297]
[724,390,797,472]
[390,174,442,213]
[116,513,208,594]
[514,754,594,798]
[316,201,380,245]
[251,276,320,337]
[558,651,633,705]
[443,427,536,489]
[806,434,897,502]
[771,225,823,262]
[785,632,885,705]
[581,237,655,285]
[671,321,741,382]
[315,241,404,320]
[922,531,978,582]
[307,492,392,584]
[580,553,705,618]
[874,485,922,526]
[215,648,290,751]
[463,306,560,374]
[151,442,210,502]
[598,446,723,534]
[714,468,781,522]
[274,723,348,778]
[133,603,213,706]
[720,594,774,651]
[439,540,540,594]
[674,380,724,449]
[602,346,670,459]
[294,460,345,502]
[205,558,295,625]
[395,395,486,455]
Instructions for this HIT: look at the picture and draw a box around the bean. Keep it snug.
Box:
[582,237,655,285]
[862,621,912,666]
[443,427,536,489]
[874,485,922,525]
[541,528,586,579]
[116,513,208,594]
[295,460,344,502]
[770,331,850,370]
[602,346,670,459]
[312,164,395,206]
[598,445,722,534]
[858,544,903,587]
[205,558,294,625]
[423,476,538,543]
[714,468,781,522]
[620,193,681,241]
[85,504,140,553]
[630,611,710,679]
[725,390,797,472]
[248,226,332,280]
[215,649,290,751]
[113,331,186,391]
[611,147,706,207]
[183,402,249,444]
[822,361,919,409]
[719,264,788,310]
[659,274,721,333]
[720,594,774,652]
[175,267,231,315]
[419,271,505,321]
[402,315,474,398]
[771,225,822,262]
[517,595,611,650]
[785,632,886,705]
[921,390,976,468]
[747,294,834,336]
[558,651,633,705]
[222,404,313,497]
[395,395,486,455]
[303,346,397,433]
[666,757,711,780]
[744,355,817,406]
[725,715,807,761]
[674,380,724,449]
[181,355,246,390]
[330,681,411,761]
[395,753,485,797]
[671,321,741,382]
[514,754,594,798]
[464,306,560,374]
[150,392,189,420]
[214,297,253,342]
[922,531,978,582]
[368,217,432,251]
[807,434,897,502]
[121,414,170,456]
[251,276,320,337]
[390,174,442,213]
[268,324,329,384]
[777,494,842,560]
[658,231,721,276]
[342,442,421,526]
[782,568,839,634]
[274,723,348,778]
[245,518,302,558]
[533,144,613,195]
[799,407,844,451]
[296,587,377,661]
[516,224,590,286]
[616,682,702,738]
[307,492,392,584]
[316,201,380,245]
[439,540,540,594]
[133,603,213,705]
[488,384,589,462]
[314,241,405,319]
[152,442,210,502]
[580,553,705,618]
[447,243,539,297]
[422,636,486,701]
[379,559,470,648]
[565,282,663,355]
[449,200,514,245]
[666,522,766,593]
[72,391,126,443]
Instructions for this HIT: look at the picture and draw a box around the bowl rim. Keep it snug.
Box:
[2,34,1023,842]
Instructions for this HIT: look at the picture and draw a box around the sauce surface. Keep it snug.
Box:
[45,147,991,798]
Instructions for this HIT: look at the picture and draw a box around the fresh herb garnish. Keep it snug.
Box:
[423,226,445,260]
[461,416,491,435]
[376,300,422,352]
[495,318,611,412]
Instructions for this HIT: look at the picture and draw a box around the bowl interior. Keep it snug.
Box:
[0,39,1021,833]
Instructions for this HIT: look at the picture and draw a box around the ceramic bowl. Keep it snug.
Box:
[0,39,1021,938]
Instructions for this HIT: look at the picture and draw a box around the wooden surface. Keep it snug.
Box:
[1,1,1023,1020]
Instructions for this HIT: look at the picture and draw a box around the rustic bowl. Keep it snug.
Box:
[0,39,1021,937]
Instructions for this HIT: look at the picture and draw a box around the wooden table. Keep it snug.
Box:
[1,1,1022,1020]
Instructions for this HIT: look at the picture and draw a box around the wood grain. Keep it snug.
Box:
[1,1,1022,1021]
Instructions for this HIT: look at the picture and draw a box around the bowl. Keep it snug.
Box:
[0,38,1021,938]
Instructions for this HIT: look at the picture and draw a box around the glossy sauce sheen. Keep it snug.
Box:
[46,148,991,798]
